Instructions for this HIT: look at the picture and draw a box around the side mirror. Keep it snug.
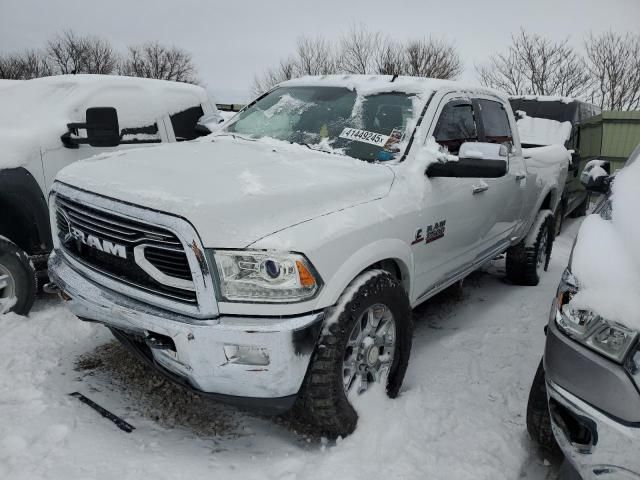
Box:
[85,107,120,147]
[427,142,508,178]
[580,159,611,193]
[61,107,120,148]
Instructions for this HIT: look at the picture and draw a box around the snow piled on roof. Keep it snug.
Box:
[281,74,503,99]
[0,75,207,169]
[516,111,572,146]
[510,94,575,104]
[571,159,640,330]
[0,79,23,90]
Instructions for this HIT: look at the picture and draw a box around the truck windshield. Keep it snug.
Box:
[223,86,418,162]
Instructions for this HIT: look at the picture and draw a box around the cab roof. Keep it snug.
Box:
[279,74,503,100]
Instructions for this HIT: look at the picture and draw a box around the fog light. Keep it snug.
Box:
[223,344,270,366]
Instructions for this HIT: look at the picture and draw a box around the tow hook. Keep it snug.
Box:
[145,333,176,351]
[43,282,60,294]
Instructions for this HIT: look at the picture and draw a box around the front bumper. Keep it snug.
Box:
[49,251,323,414]
[547,379,640,479]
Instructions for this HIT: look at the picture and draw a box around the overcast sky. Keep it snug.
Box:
[1,0,638,102]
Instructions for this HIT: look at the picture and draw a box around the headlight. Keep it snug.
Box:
[211,250,321,303]
[555,268,638,363]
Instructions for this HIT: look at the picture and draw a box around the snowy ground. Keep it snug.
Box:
[0,219,583,480]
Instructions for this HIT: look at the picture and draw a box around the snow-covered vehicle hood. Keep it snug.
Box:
[55,136,395,247]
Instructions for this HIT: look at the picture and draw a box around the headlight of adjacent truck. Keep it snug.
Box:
[211,250,321,303]
[554,268,638,363]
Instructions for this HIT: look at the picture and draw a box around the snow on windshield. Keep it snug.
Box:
[570,159,640,330]
[223,85,421,162]
[516,111,572,147]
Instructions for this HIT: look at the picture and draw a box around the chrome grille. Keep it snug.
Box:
[55,195,196,304]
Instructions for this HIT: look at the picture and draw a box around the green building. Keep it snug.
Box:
[580,110,640,172]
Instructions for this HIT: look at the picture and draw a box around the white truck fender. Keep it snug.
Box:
[314,238,414,308]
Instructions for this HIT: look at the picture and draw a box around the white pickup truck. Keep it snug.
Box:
[48,75,569,436]
[0,74,220,315]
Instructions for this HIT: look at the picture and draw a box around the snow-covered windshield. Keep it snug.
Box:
[223,86,418,162]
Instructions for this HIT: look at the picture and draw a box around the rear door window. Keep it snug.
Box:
[477,99,513,145]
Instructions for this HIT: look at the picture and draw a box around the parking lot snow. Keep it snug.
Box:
[0,221,582,480]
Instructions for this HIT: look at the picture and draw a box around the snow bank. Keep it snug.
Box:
[516,112,572,147]
[571,160,640,330]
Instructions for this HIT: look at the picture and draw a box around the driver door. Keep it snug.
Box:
[412,96,499,300]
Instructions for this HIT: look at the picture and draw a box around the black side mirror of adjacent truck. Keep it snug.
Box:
[427,142,509,179]
[61,107,121,149]
[580,159,612,193]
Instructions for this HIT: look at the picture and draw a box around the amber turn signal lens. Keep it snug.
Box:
[296,260,316,288]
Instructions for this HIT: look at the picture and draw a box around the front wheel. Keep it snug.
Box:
[0,237,37,315]
[294,270,413,437]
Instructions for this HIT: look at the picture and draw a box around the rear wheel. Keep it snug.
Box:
[526,359,560,456]
[0,237,37,315]
[294,270,413,437]
[506,210,554,286]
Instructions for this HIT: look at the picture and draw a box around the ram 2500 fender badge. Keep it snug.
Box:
[412,220,447,245]
[68,226,127,259]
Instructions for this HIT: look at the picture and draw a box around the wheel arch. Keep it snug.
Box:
[317,238,414,308]
[0,168,52,255]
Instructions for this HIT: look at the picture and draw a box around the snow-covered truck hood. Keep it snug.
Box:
[55,136,395,247]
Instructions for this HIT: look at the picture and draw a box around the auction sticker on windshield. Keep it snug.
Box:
[339,128,390,147]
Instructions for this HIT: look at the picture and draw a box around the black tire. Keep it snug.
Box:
[294,270,413,437]
[570,192,591,218]
[0,237,37,315]
[526,359,561,456]
[506,210,554,286]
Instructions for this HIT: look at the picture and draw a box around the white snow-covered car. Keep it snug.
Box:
[48,75,569,436]
[0,74,219,315]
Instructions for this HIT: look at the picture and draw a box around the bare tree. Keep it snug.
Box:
[85,37,118,74]
[251,57,297,96]
[46,30,117,75]
[584,31,640,110]
[404,38,463,79]
[338,25,382,74]
[120,42,197,83]
[374,38,405,76]
[0,49,52,79]
[477,30,590,97]
[296,36,336,75]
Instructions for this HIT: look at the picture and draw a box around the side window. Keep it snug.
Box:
[433,101,478,155]
[170,105,205,141]
[477,99,512,145]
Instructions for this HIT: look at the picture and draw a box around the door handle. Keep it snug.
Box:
[515,173,526,181]
[472,184,489,194]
